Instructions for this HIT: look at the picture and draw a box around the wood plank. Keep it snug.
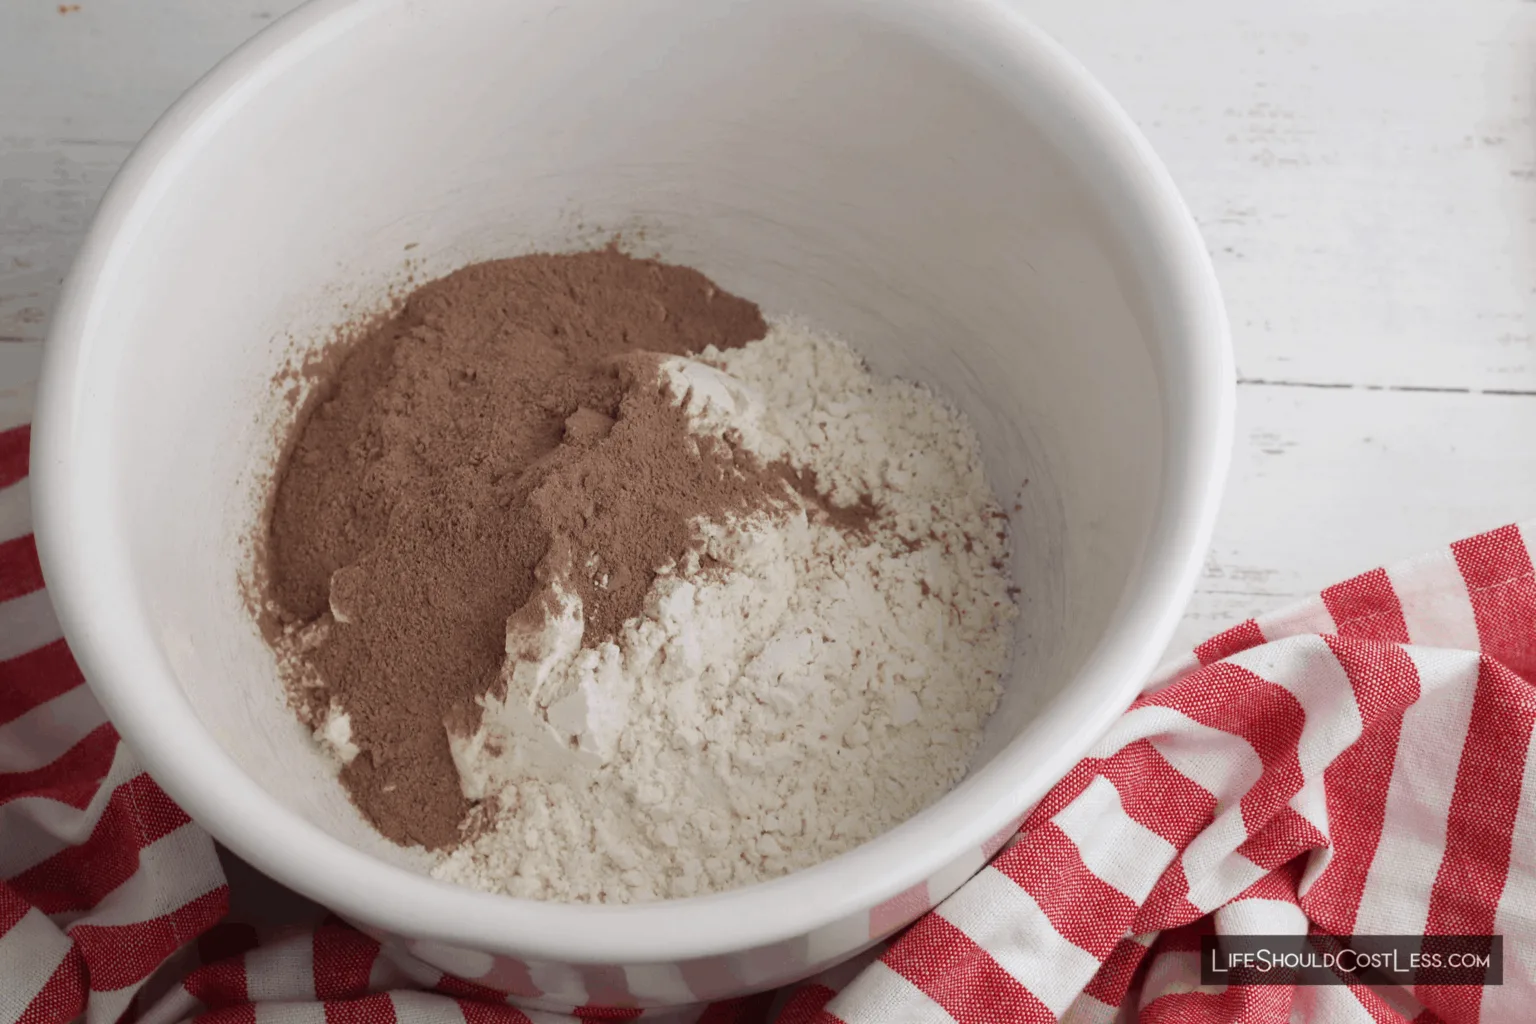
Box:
[0,340,42,433]
[0,0,306,338]
[1015,0,1536,392]
[1171,382,1536,656]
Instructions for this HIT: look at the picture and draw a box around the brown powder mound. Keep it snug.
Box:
[262,248,777,849]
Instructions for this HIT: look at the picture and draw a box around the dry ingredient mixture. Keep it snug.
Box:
[259,248,1017,903]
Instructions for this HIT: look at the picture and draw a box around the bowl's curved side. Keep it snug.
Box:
[31,0,1231,999]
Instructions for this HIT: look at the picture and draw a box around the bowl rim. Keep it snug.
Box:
[31,0,1233,966]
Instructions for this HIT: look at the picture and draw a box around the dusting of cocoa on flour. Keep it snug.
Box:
[258,248,812,848]
[254,246,1020,904]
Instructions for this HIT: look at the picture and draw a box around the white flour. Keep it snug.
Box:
[425,320,1017,902]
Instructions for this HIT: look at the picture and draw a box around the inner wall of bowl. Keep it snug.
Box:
[100,0,1161,870]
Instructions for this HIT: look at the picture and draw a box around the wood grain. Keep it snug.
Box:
[1016,0,1536,392]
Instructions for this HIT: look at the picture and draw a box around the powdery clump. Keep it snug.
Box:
[259,248,772,849]
[431,321,1017,902]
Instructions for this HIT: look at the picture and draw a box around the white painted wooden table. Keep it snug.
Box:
[4,0,1535,661]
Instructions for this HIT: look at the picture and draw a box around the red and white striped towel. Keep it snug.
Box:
[2,417,1532,1024]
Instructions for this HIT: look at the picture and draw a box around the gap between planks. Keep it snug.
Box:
[1239,377,1536,398]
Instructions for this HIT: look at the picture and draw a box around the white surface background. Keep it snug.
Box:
[2,0,1534,658]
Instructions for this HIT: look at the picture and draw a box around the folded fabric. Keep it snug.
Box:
[1,421,1531,1024]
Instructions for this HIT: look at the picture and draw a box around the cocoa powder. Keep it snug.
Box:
[261,248,782,848]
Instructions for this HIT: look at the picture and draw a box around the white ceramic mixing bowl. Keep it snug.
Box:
[32,0,1231,1010]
